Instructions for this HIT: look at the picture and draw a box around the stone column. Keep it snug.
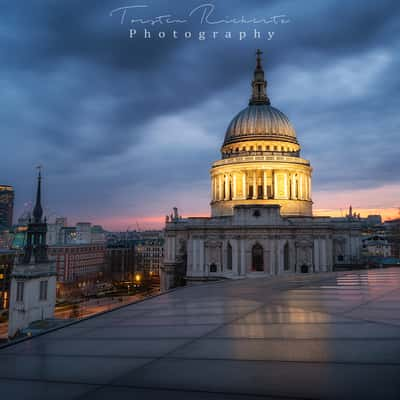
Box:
[224,175,230,200]
[233,173,237,200]
[347,235,352,264]
[284,172,288,199]
[292,174,297,199]
[305,175,309,200]
[224,175,228,200]
[272,238,278,275]
[308,175,312,200]
[273,171,278,199]
[232,239,239,276]
[218,175,223,200]
[326,238,333,272]
[299,174,303,200]
[186,241,192,275]
[192,239,197,273]
[252,171,257,199]
[165,237,170,261]
[263,170,268,199]
[313,238,320,272]
[270,239,275,275]
[242,172,247,199]
[278,239,283,274]
[199,239,204,274]
[171,236,176,260]
[321,238,327,272]
[221,241,226,273]
[240,239,245,275]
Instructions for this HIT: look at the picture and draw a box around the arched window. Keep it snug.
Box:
[227,242,232,270]
[284,242,290,271]
[252,243,264,271]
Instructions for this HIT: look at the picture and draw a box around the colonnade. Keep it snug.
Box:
[211,170,311,202]
[187,236,330,277]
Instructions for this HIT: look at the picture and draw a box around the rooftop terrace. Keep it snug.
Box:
[1,268,400,399]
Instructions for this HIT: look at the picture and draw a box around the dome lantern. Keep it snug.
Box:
[249,49,270,106]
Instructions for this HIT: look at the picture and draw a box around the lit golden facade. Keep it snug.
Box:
[210,50,312,217]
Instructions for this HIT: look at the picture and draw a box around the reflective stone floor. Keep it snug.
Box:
[1,268,400,399]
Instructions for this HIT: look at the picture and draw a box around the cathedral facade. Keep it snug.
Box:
[162,50,361,290]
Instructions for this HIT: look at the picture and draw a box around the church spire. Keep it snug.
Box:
[249,49,270,106]
[22,166,48,265]
[32,166,43,223]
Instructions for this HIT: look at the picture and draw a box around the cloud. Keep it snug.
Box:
[0,0,399,228]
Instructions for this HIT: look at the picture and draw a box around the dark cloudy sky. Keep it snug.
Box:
[1,0,400,229]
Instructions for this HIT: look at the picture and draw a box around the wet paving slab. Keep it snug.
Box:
[1,268,400,399]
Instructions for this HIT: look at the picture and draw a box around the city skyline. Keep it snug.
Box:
[1,0,399,230]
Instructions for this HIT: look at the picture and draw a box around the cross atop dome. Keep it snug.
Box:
[249,49,270,106]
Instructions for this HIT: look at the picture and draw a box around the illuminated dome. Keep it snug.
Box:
[210,50,313,219]
[223,104,297,146]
